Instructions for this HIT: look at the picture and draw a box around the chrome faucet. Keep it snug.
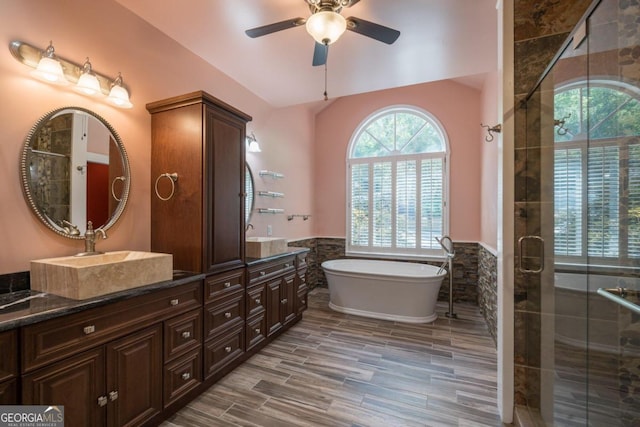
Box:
[76,221,107,256]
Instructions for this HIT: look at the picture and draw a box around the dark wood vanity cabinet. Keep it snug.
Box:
[147,91,252,275]
[0,330,18,404]
[246,254,306,351]
[20,280,202,427]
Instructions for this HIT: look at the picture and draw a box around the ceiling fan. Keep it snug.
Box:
[245,0,400,67]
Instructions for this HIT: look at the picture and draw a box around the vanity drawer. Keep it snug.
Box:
[204,269,244,304]
[163,348,202,408]
[248,256,295,284]
[21,281,202,373]
[164,308,202,362]
[246,314,266,351]
[204,293,244,340]
[203,325,244,380]
[0,330,17,382]
[246,283,266,318]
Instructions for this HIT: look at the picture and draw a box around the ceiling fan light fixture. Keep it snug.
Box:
[305,11,347,45]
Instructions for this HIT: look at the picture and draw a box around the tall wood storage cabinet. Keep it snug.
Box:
[147,91,252,274]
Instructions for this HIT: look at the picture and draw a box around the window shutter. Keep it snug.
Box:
[587,145,619,257]
[396,160,417,248]
[421,158,443,249]
[373,162,392,247]
[554,148,583,256]
[628,143,640,257]
[350,163,369,246]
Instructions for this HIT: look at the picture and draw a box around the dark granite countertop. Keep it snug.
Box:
[244,246,310,266]
[0,270,205,332]
[0,247,310,332]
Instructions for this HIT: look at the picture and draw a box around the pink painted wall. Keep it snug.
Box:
[0,0,313,273]
[245,105,316,240]
[313,81,482,242]
[480,71,499,251]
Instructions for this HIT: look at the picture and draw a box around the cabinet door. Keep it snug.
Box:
[282,273,297,326]
[106,325,162,427]
[204,106,245,273]
[22,347,105,427]
[266,278,282,336]
[0,379,17,404]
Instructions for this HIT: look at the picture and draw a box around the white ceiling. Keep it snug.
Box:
[115,0,498,108]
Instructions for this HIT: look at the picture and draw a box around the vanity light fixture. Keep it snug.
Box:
[74,58,101,96]
[30,41,68,85]
[246,132,262,153]
[106,73,133,109]
[9,40,134,109]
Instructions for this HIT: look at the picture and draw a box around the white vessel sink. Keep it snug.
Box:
[30,251,173,300]
[246,237,288,258]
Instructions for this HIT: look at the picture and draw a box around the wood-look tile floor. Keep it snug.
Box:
[161,288,502,427]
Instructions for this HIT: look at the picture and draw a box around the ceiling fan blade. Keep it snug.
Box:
[245,17,306,38]
[312,42,328,66]
[346,17,400,44]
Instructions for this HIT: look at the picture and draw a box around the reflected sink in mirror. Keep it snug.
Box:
[246,237,288,258]
[30,251,173,300]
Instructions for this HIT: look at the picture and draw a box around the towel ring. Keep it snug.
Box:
[111,176,126,202]
[155,172,178,201]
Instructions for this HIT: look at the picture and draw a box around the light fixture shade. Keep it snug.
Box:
[31,43,68,85]
[106,73,133,108]
[305,11,347,45]
[74,58,102,96]
[246,132,262,152]
[248,140,262,153]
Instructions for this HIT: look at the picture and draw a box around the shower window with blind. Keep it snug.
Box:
[554,81,640,266]
[346,106,449,258]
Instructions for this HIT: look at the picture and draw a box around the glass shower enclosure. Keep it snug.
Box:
[521,0,640,424]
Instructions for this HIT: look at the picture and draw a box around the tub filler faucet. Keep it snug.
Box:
[76,221,107,256]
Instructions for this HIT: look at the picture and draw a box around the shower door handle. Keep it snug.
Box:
[518,235,545,274]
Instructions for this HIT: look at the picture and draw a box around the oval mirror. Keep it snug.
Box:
[245,164,254,224]
[20,107,130,239]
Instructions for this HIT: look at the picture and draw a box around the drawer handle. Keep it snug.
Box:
[181,331,191,339]
[224,346,232,353]
[181,372,191,381]
[224,282,231,288]
[109,390,118,402]
[260,271,266,276]
[83,325,96,335]
[224,312,232,319]
[97,396,108,407]
[255,298,261,305]
[281,298,288,304]
[170,299,179,306]
[254,328,261,334]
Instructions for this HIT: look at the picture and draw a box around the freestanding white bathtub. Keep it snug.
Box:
[321,259,447,323]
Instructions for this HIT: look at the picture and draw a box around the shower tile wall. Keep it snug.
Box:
[478,244,498,345]
[512,0,592,407]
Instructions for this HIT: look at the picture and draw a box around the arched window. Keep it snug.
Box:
[347,106,449,258]
[554,81,640,263]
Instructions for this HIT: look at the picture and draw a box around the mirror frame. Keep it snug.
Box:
[20,106,131,239]
[245,163,254,224]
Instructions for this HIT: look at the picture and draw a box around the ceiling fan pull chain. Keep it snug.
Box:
[324,45,329,101]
